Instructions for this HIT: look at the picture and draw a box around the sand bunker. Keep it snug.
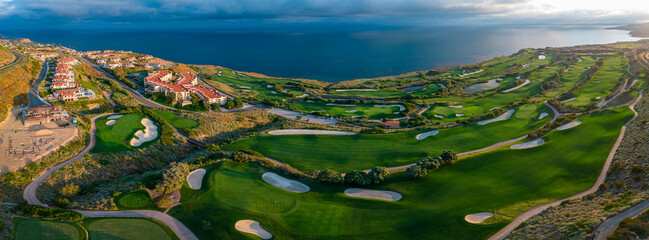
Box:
[336,89,377,92]
[416,130,439,140]
[344,188,402,201]
[107,114,124,120]
[557,120,582,130]
[455,113,465,117]
[435,115,444,118]
[106,120,116,126]
[262,172,310,193]
[477,109,515,125]
[266,85,273,88]
[129,118,159,147]
[240,86,252,89]
[538,112,549,120]
[465,212,494,224]
[30,129,54,136]
[326,103,357,107]
[511,139,545,149]
[374,104,406,111]
[450,105,463,108]
[187,169,206,190]
[502,79,531,93]
[270,91,277,94]
[268,129,357,136]
[345,110,359,113]
[235,220,272,239]
[464,79,500,94]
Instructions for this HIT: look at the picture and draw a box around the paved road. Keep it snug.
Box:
[0,50,26,75]
[594,196,649,239]
[27,60,50,107]
[22,113,199,240]
[489,92,642,240]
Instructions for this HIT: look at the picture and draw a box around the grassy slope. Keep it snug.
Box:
[93,113,158,153]
[115,190,157,210]
[83,218,180,240]
[153,110,199,130]
[13,217,84,240]
[567,56,629,107]
[289,100,404,120]
[544,57,597,98]
[224,103,551,171]
[174,108,633,239]
[0,46,14,66]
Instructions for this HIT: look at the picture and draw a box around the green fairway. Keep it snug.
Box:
[224,103,551,171]
[83,218,179,240]
[13,217,85,240]
[173,108,633,239]
[566,55,628,107]
[326,89,407,98]
[115,190,157,210]
[289,100,405,120]
[153,110,199,130]
[544,57,597,98]
[93,113,159,153]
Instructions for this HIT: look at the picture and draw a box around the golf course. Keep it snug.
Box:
[93,113,161,153]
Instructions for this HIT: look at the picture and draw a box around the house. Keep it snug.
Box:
[22,106,70,127]
[52,87,96,102]
[144,70,228,106]
[384,121,400,129]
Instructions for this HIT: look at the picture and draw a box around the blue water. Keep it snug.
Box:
[1,26,639,82]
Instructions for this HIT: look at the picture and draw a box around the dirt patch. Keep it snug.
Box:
[344,188,402,201]
[262,172,310,193]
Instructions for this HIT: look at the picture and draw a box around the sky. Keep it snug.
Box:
[0,0,648,29]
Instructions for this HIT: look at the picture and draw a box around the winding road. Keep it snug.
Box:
[27,60,50,107]
[0,50,27,76]
[489,92,643,240]
[22,113,199,240]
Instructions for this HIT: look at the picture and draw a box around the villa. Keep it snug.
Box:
[22,105,70,127]
[51,57,78,89]
[144,70,227,106]
[52,87,96,102]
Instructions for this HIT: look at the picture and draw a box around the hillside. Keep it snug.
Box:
[0,57,40,119]
[0,46,14,66]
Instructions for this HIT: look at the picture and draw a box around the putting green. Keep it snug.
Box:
[83,218,180,240]
[93,113,159,153]
[173,108,633,239]
[153,110,199,130]
[115,190,156,210]
[224,103,551,172]
[13,218,85,240]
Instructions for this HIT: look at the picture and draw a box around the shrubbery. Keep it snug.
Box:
[13,205,84,222]
[154,195,173,208]
[154,162,190,194]
[405,150,457,179]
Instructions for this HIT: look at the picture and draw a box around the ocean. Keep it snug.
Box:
[1,26,640,82]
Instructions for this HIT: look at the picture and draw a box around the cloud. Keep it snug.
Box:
[0,0,647,27]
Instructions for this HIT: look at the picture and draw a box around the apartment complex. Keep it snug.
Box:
[144,70,227,106]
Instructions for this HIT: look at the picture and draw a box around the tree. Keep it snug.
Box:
[154,195,174,208]
[210,103,220,111]
[205,143,220,151]
[367,167,390,184]
[440,150,457,165]
[405,165,427,179]
[59,183,79,198]
[54,198,70,208]
[317,169,342,183]
[344,170,371,186]
[154,162,190,194]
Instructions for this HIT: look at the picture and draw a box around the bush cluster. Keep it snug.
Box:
[405,150,457,179]
[13,205,84,222]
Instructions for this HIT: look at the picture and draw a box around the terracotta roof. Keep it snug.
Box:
[384,121,400,126]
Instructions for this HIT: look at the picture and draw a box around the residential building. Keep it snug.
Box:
[22,106,70,126]
[52,87,96,102]
[144,70,228,106]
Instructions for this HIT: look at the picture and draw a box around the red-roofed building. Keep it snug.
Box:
[143,71,227,106]
[384,121,400,129]
[53,87,95,102]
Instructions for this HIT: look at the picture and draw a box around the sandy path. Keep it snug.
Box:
[502,79,531,93]
[262,172,310,193]
[556,120,582,130]
[130,118,159,146]
[235,220,273,239]
[344,188,402,201]
[107,114,124,120]
[510,139,545,149]
[416,130,439,140]
[477,109,515,125]
[106,120,116,126]
[489,93,642,240]
[465,212,494,224]
[268,129,357,136]
[186,169,206,190]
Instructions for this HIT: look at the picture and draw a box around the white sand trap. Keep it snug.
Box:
[538,112,549,120]
[374,104,406,111]
[266,85,273,88]
[106,120,116,126]
[344,188,402,201]
[268,129,357,136]
[557,120,582,130]
[336,89,377,92]
[326,103,357,107]
[187,169,206,190]
[129,118,158,147]
[596,96,602,100]
[502,79,531,93]
[240,86,252,89]
[465,212,494,224]
[561,97,576,104]
[450,105,463,108]
[107,114,124,120]
[456,113,465,117]
[235,220,272,239]
[511,139,545,149]
[416,130,439,140]
[393,112,400,114]
[345,110,359,113]
[477,109,515,125]
[270,91,277,94]
[262,172,310,193]
[435,114,444,118]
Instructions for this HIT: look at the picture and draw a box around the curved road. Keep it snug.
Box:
[489,92,642,240]
[27,60,50,107]
[0,50,26,75]
[23,113,199,240]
